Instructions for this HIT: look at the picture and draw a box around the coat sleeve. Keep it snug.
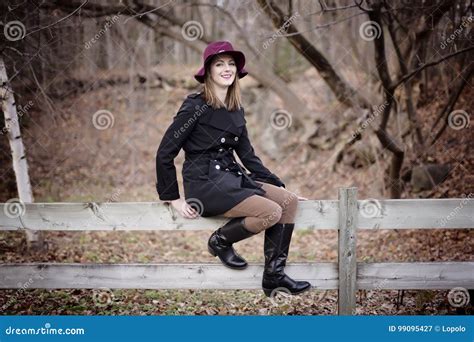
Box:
[156,98,199,201]
[235,125,285,188]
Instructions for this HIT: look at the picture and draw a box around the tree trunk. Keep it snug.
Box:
[256,0,370,109]
[0,57,45,252]
[368,7,405,199]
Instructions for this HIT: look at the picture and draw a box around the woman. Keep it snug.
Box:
[156,41,310,297]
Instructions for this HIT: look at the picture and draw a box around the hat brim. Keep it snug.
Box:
[194,51,247,83]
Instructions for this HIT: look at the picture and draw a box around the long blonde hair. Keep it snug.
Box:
[202,56,242,111]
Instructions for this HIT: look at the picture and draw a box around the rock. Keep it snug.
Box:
[343,145,377,169]
[411,163,451,192]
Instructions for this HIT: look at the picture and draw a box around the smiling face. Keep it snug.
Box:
[209,54,237,88]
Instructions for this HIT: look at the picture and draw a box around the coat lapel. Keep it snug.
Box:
[203,107,246,136]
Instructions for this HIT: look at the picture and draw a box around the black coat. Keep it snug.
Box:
[156,92,285,217]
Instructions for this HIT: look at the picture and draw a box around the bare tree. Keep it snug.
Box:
[256,0,473,198]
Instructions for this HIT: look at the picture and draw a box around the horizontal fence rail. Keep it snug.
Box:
[1,188,473,315]
[1,262,473,290]
[1,198,473,231]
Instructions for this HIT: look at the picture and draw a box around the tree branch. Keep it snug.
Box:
[256,0,370,109]
[430,62,474,145]
[391,46,474,90]
[25,0,89,37]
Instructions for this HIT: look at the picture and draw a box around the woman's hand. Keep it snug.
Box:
[168,198,200,219]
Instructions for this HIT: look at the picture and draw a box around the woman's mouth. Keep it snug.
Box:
[221,74,232,80]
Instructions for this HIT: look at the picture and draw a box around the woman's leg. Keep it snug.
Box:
[209,195,282,269]
[254,181,299,224]
[252,182,310,296]
[222,195,283,233]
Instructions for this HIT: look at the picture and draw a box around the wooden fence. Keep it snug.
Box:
[1,187,473,314]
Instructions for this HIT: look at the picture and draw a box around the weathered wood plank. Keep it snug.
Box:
[1,198,472,231]
[338,188,358,315]
[0,263,338,290]
[358,198,474,230]
[0,201,339,231]
[358,262,474,289]
[1,262,472,290]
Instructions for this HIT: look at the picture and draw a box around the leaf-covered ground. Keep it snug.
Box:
[1,228,472,315]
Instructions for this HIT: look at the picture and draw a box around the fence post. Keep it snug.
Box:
[338,187,358,315]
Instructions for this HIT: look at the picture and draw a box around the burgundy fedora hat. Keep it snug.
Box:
[194,41,248,83]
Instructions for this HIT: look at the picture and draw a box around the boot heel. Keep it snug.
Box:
[263,288,273,297]
[207,244,216,257]
[206,218,253,269]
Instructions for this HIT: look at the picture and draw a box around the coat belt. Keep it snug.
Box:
[185,148,260,187]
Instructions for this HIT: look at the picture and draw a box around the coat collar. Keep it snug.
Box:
[203,106,246,135]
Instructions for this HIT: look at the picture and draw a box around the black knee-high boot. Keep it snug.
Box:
[208,217,256,269]
[262,222,311,296]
